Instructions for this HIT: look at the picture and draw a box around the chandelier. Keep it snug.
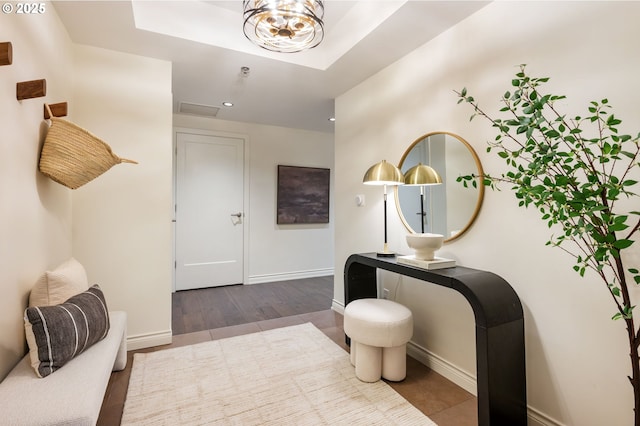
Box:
[242,0,325,53]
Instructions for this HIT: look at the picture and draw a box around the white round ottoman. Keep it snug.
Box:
[343,298,413,382]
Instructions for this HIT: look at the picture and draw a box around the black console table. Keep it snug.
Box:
[344,253,527,426]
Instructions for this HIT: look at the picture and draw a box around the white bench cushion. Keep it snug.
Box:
[0,311,127,426]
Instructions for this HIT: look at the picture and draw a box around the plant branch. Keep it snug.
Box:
[456,65,640,425]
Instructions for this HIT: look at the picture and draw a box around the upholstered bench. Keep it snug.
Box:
[0,310,127,426]
[344,298,413,382]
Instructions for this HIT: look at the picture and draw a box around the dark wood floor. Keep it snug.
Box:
[172,276,334,334]
[98,277,477,426]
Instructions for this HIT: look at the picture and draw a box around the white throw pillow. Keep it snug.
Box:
[29,258,89,307]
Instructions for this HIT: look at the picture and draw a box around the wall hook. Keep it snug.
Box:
[44,102,68,119]
[17,79,46,100]
[0,42,11,66]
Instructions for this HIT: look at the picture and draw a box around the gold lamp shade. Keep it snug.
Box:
[403,163,442,186]
[363,160,405,185]
[402,163,441,234]
[362,160,404,257]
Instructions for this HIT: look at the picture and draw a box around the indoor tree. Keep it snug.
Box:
[455,65,640,424]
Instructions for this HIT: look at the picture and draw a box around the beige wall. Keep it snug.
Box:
[71,45,173,350]
[1,6,173,380]
[0,8,74,379]
[173,115,334,285]
[335,2,640,425]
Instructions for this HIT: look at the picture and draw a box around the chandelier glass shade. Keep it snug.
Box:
[243,0,325,53]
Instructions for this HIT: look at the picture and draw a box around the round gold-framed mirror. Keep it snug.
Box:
[395,132,484,243]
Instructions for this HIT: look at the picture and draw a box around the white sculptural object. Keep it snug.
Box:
[406,233,444,261]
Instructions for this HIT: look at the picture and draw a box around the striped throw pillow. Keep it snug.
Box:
[24,285,110,378]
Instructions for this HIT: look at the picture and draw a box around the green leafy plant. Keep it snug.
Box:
[455,65,640,424]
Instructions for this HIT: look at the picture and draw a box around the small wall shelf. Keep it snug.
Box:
[17,79,46,100]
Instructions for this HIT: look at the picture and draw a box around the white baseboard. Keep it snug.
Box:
[331,299,344,314]
[246,268,333,285]
[406,340,477,395]
[406,341,564,426]
[527,407,565,426]
[127,329,173,351]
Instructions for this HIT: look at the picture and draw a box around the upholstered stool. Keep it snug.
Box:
[343,298,413,382]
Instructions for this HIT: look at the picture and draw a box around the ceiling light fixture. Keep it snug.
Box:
[242,0,325,53]
[222,101,234,107]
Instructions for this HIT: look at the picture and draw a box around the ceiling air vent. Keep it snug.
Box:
[178,102,220,117]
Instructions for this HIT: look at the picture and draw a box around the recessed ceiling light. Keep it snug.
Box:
[328,117,335,122]
[222,101,233,107]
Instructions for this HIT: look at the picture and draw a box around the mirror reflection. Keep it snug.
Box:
[395,132,484,243]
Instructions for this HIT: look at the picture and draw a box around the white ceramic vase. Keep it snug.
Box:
[406,233,444,261]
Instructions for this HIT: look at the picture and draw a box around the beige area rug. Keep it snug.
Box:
[121,322,437,425]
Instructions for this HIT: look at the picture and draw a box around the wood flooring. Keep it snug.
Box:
[172,276,334,334]
[98,276,477,426]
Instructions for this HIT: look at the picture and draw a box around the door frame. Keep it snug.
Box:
[172,127,251,292]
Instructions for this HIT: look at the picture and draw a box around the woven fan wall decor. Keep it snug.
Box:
[39,104,137,189]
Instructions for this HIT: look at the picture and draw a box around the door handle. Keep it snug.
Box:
[230,212,243,218]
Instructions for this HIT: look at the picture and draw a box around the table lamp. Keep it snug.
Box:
[363,160,405,257]
[403,163,442,233]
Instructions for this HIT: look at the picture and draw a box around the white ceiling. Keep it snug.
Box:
[53,1,489,133]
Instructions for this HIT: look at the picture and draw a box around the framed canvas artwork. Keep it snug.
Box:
[277,165,330,224]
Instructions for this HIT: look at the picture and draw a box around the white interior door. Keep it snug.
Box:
[175,132,244,290]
